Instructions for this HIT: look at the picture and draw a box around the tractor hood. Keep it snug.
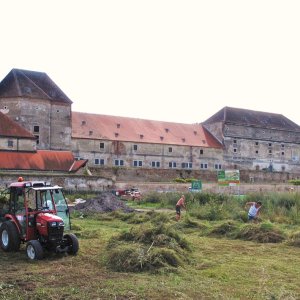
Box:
[36,213,63,223]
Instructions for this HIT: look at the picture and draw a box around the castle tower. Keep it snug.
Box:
[0,69,72,150]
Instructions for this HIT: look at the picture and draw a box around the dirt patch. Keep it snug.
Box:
[72,192,134,213]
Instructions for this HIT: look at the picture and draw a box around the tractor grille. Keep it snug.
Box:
[47,224,64,242]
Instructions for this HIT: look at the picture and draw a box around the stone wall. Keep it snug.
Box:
[0,98,72,151]
[72,138,224,170]
[90,166,299,184]
[0,172,114,192]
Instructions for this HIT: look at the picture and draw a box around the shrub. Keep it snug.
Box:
[289,179,300,186]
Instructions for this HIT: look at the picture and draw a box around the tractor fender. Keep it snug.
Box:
[3,214,22,235]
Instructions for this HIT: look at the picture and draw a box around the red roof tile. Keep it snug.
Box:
[72,112,222,148]
[69,159,88,172]
[0,111,35,138]
[0,150,80,172]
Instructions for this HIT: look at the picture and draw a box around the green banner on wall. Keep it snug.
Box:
[218,170,240,186]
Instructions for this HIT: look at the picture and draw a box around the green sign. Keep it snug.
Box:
[189,180,202,192]
[218,170,240,186]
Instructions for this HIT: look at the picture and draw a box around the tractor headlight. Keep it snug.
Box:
[50,221,57,227]
[58,221,64,227]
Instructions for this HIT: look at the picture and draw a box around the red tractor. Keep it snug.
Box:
[0,179,79,260]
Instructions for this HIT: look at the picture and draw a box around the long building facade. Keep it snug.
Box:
[1,68,300,175]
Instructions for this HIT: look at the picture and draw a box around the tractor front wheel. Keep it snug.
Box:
[64,233,79,255]
[26,240,44,260]
[0,221,21,252]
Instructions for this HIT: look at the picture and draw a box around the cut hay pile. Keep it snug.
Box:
[72,192,134,213]
[235,222,285,243]
[106,224,191,273]
[287,232,300,247]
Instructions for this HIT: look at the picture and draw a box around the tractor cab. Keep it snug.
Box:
[0,179,78,260]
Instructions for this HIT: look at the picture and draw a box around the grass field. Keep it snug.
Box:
[1,201,300,300]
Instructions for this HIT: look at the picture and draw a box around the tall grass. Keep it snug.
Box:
[141,191,300,225]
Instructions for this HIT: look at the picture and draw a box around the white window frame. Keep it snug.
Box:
[214,164,222,170]
[133,160,143,167]
[169,161,177,168]
[114,159,124,166]
[7,140,13,147]
[95,158,105,165]
[151,161,160,168]
[181,162,192,169]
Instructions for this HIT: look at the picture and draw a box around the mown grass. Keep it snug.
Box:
[1,192,300,299]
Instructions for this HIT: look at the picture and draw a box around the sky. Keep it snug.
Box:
[1,1,300,125]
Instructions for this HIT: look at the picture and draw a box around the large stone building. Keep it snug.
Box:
[1,68,300,176]
[203,107,300,173]
[71,112,224,171]
[0,69,72,151]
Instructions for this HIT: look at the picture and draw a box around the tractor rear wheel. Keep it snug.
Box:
[0,221,21,252]
[26,240,44,260]
[64,233,79,255]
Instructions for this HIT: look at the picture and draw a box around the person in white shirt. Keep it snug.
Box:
[246,201,262,221]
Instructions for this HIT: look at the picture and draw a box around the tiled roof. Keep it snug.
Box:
[72,112,223,148]
[69,159,88,173]
[0,111,35,139]
[0,69,72,104]
[203,106,300,132]
[0,150,84,172]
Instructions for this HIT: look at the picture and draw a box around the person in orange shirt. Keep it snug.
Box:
[175,195,186,221]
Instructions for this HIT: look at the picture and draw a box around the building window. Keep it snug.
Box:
[268,143,272,147]
[100,142,104,149]
[233,139,237,144]
[151,161,160,168]
[200,163,208,169]
[7,140,13,147]
[33,125,40,133]
[181,162,192,169]
[281,152,285,156]
[133,144,138,151]
[269,149,272,154]
[133,160,143,167]
[214,164,222,170]
[233,148,237,153]
[169,162,177,168]
[95,158,105,165]
[200,149,204,155]
[255,142,259,146]
[256,150,259,154]
[35,135,39,145]
[114,159,124,166]
[281,144,285,148]
[168,147,173,153]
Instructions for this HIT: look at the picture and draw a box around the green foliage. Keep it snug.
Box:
[173,177,198,183]
[173,178,186,183]
[289,179,300,185]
